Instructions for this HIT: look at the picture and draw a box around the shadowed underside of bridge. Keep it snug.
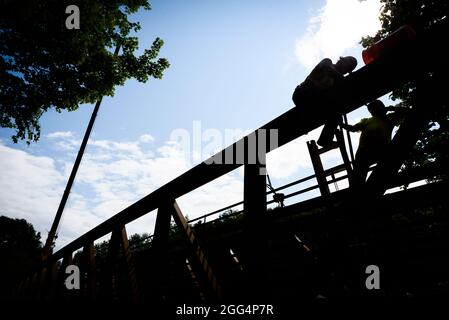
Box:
[16,180,449,303]
[15,20,449,302]
[110,181,449,301]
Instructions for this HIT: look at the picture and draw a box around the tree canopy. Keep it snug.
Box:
[0,0,169,143]
[361,0,449,177]
[0,215,42,298]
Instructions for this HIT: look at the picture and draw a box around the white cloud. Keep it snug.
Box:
[0,134,245,249]
[46,131,74,139]
[139,134,155,143]
[0,143,65,240]
[55,140,78,151]
[177,172,244,221]
[88,140,143,158]
[295,0,382,69]
[266,128,325,178]
[1,123,348,250]
[267,138,310,179]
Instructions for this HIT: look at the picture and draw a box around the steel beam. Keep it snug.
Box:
[242,134,270,299]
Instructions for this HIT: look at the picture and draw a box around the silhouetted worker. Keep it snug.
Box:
[341,100,408,187]
[292,56,358,146]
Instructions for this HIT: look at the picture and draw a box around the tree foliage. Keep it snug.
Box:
[73,232,152,262]
[0,0,169,143]
[0,215,42,298]
[361,0,449,176]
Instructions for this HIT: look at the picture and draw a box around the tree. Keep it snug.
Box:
[361,0,449,179]
[0,0,169,143]
[0,215,42,298]
[72,232,152,265]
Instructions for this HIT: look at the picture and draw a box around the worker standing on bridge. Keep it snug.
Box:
[292,56,358,147]
[341,100,409,187]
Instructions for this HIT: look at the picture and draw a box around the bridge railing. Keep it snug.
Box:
[126,162,351,249]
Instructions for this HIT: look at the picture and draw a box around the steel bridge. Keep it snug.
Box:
[15,20,449,303]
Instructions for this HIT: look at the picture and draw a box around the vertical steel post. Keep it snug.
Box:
[118,226,140,302]
[82,242,96,300]
[242,129,270,300]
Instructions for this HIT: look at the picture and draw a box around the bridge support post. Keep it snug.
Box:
[81,242,96,301]
[118,226,140,302]
[59,252,73,301]
[243,130,270,301]
[151,204,173,300]
[153,204,172,251]
[153,201,223,301]
[106,225,140,302]
[36,266,47,300]
[46,260,59,301]
[171,200,224,301]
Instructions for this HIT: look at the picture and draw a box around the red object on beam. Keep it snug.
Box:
[362,25,416,65]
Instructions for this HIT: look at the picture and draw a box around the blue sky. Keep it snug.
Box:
[0,0,387,248]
